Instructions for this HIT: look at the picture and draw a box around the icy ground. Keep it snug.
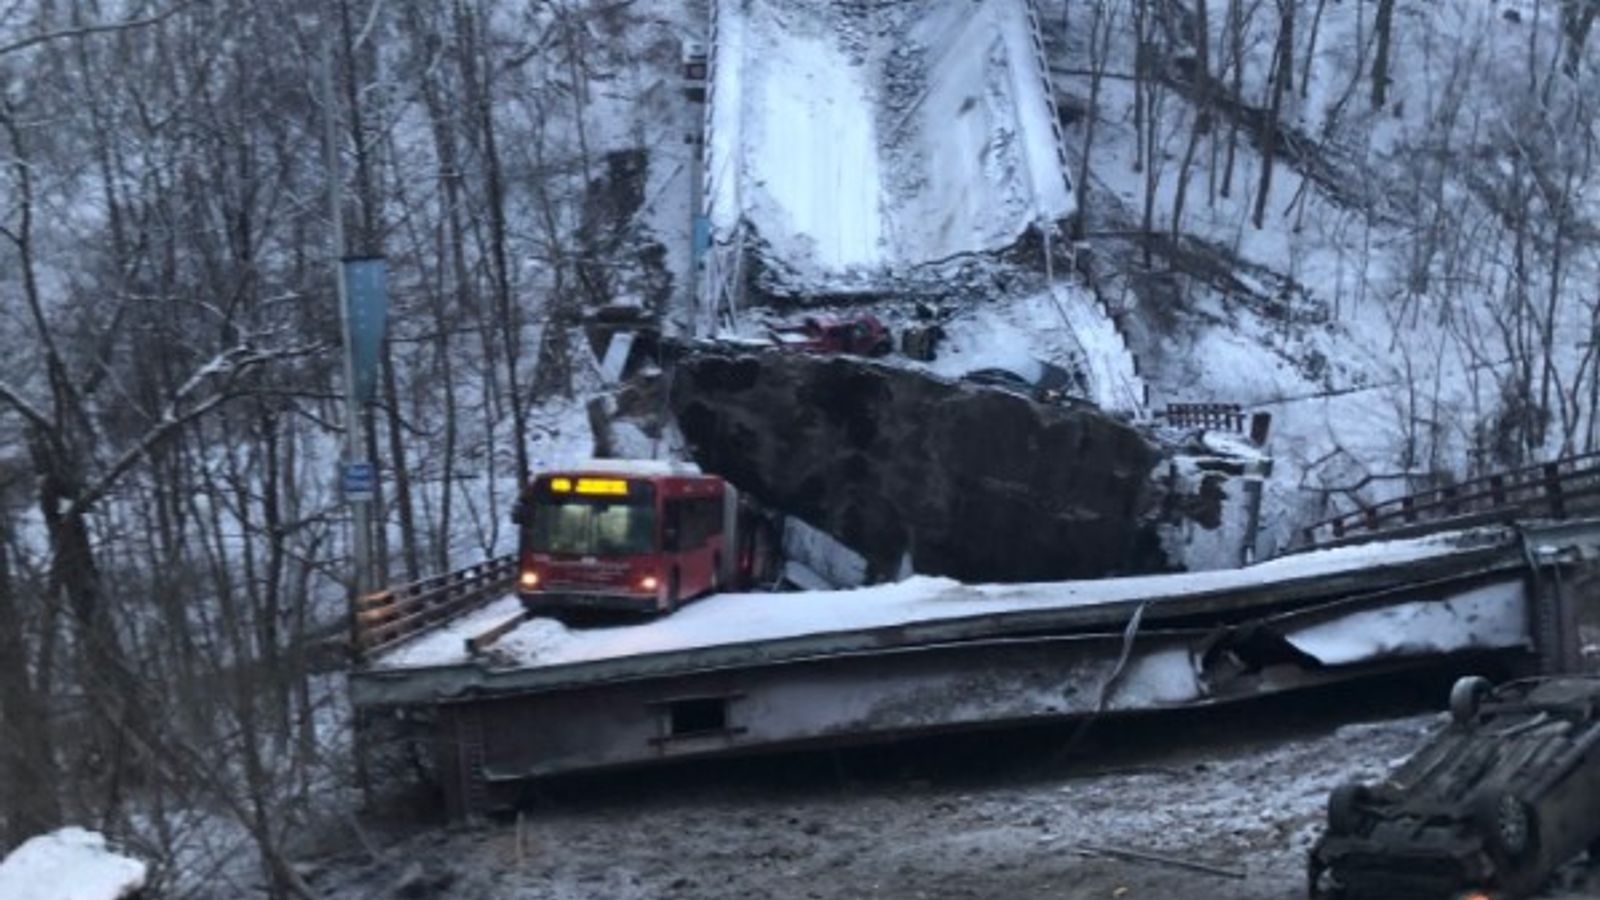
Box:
[307,690,1600,900]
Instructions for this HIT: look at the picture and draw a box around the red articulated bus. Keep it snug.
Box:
[511,460,777,615]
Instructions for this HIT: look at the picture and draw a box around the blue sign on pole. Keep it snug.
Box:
[343,256,389,405]
[691,214,710,263]
[341,460,377,501]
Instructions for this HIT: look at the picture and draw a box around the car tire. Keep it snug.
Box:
[1450,675,1493,727]
[1474,789,1536,862]
[1307,851,1345,900]
[1327,782,1370,836]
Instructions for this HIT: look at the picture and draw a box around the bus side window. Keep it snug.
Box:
[688,497,719,549]
[703,497,721,547]
[662,500,682,552]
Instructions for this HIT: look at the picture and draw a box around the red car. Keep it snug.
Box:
[768,314,893,356]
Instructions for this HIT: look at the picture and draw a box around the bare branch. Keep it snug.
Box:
[0,1,194,57]
[67,342,326,517]
[0,379,52,431]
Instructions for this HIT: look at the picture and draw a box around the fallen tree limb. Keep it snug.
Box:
[1072,842,1248,879]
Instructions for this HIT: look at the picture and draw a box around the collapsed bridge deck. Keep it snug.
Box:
[350,519,1600,819]
[701,0,1074,303]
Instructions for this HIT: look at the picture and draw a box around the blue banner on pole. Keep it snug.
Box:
[691,214,710,262]
[343,256,388,405]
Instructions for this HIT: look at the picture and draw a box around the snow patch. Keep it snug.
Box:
[1287,581,1530,664]
[0,829,147,900]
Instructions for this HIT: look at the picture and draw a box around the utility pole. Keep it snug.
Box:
[324,37,374,598]
[683,40,708,336]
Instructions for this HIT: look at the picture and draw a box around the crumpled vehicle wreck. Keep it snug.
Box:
[1311,675,1600,899]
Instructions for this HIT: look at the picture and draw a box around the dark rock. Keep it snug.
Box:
[670,351,1172,581]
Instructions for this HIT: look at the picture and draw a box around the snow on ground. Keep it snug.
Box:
[908,282,1144,413]
[373,525,1506,671]
[0,828,147,900]
[377,594,527,669]
[708,0,1073,291]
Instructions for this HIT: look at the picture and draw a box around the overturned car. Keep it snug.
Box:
[1310,675,1600,899]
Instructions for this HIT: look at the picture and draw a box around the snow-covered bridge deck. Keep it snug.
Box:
[371,527,1522,678]
[349,519,1600,819]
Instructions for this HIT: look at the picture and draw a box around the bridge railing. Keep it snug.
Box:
[1161,402,1245,431]
[1300,451,1600,549]
[1157,403,1272,444]
[352,554,518,662]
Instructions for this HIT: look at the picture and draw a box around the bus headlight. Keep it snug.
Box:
[640,575,659,592]
[519,570,541,589]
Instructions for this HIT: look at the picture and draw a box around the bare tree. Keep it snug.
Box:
[1252,0,1293,229]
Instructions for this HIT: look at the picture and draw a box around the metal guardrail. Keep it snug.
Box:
[352,554,518,661]
[1158,403,1272,444]
[1300,452,1600,549]
[1160,402,1245,431]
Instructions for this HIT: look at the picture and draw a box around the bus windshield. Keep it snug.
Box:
[527,498,657,556]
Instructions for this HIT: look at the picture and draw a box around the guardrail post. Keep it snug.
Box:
[1441,484,1460,515]
[1490,474,1506,507]
[1400,495,1416,523]
[1248,412,1271,445]
[1544,462,1566,518]
[1362,507,1379,531]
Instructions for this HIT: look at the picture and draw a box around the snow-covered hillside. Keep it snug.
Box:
[1045,0,1600,551]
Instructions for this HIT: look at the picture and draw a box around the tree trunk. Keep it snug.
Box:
[1253,0,1294,229]
[1220,0,1244,197]
[1171,0,1210,236]
[1073,0,1112,240]
[0,508,63,844]
[1370,0,1395,109]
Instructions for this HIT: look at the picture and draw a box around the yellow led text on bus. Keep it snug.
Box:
[575,478,629,496]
